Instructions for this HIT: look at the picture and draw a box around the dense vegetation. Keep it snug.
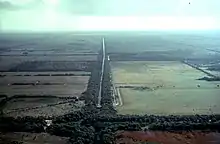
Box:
[0,116,46,133]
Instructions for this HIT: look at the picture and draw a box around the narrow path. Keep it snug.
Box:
[116,87,123,106]
[109,61,123,107]
[111,78,118,106]
[97,38,105,108]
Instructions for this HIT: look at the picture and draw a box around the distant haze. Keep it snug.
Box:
[0,0,220,31]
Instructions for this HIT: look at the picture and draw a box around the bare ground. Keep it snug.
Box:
[116,131,220,144]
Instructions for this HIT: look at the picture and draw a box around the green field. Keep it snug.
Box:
[111,61,220,115]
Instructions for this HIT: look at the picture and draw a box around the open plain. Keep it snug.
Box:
[1,32,220,144]
[111,61,220,115]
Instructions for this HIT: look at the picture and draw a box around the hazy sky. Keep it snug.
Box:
[0,0,220,31]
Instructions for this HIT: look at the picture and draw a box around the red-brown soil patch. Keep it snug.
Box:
[116,131,220,144]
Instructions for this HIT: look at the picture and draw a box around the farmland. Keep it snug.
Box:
[0,132,69,144]
[1,32,220,144]
[3,97,84,117]
[111,61,220,115]
[0,33,98,118]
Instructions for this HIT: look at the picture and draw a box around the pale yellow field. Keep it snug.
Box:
[111,61,219,89]
[111,61,220,115]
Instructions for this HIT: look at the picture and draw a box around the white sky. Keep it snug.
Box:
[0,0,220,31]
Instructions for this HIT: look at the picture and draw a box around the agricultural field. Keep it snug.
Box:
[3,97,84,117]
[0,33,102,53]
[0,132,69,144]
[0,33,100,118]
[0,72,88,117]
[111,61,220,115]
[0,56,97,71]
[106,32,220,54]
[0,82,88,97]
[1,32,220,144]
[0,33,99,72]
[0,75,89,84]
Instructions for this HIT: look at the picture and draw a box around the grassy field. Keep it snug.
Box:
[111,61,220,115]
[0,33,99,72]
[0,74,87,117]
[3,97,84,117]
[0,85,88,98]
[0,33,102,53]
[0,74,88,117]
[111,61,219,88]
[0,85,87,97]
[0,72,89,97]
[0,33,97,118]
[2,32,220,54]
[106,32,220,54]
[0,56,97,71]
[0,132,69,144]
